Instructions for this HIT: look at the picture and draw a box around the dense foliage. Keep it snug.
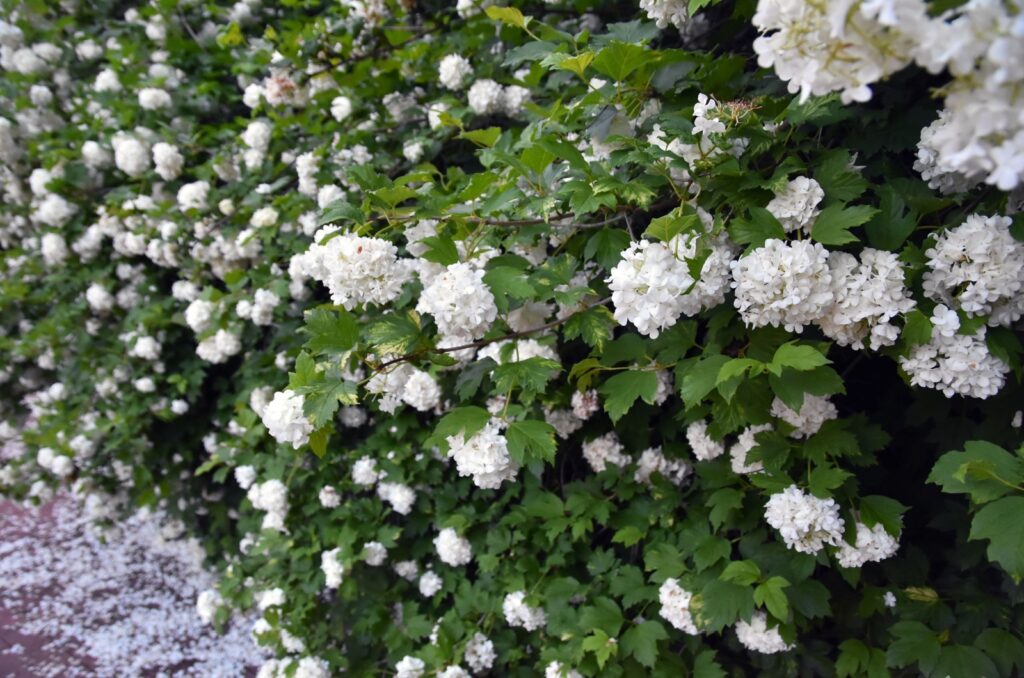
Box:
[1,0,1023,676]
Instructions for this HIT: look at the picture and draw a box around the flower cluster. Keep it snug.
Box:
[764,485,846,554]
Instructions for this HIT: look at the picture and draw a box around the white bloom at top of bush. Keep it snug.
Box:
[416,262,498,341]
[40,232,69,265]
[502,590,547,631]
[766,176,824,234]
[352,456,379,486]
[731,238,833,332]
[196,329,242,364]
[377,481,416,514]
[434,527,472,567]
[305,230,412,310]
[438,54,473,91]
[261,389,314,449]
[735,611,794,654]
[923,213,1024,326]
[395,656,425,678]
[321,548,344,589]
[658,578,699,634]
[419,570,443,597]
[467,78,504,115]
[151,142,184,181]
[582,432,630,473]
[640,0,692,30]
[177,180,210,211]
[331,95,353,122]
[770,395,837,438]
[85,283,114,313]
[184,298,215,333]
[446,422,518,489]
[835,521,900,568]
[764,485,845,554]
[138,87,172,110]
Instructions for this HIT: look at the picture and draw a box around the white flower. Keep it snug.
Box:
[439,54,473,91]
[464,633,496,673]
[331,95,353,122]
[438,667,470,678]
[582,432,630,473]
[377,482,416,514]
[250,206,279,228]
[112,135,151,177]
[40,232,70,265]
[764,485,845,554]
[395,656,425,678]
[304,231,412,310]
[152,142,184,181]
[770,395,837,438]
[922,214,1024,326]
[731,239,833,332]
[658,578,699,634]
[766,176,824,234]
[234,465,257,490]
[129,336,162,361]
[419,571,443,597]
[400,368,441,412]
[138,87,172,110]
[248,479,289,533]
[835,521,900,568]
[467,79,504,115]
[184,299,215,333]
[352,456,379,486]
[319,486,341,508]
[571,390,600,421]
[196,329,242,364]
[196,589,223,625]
[634,446,691,486]
[321,548,344,588]
[363,541,387,565]
[883,591,897,608]
[545,662,583,678]
[640,0,692,30]
[261,390,314,449]
[435,527,472,567]
[735,611,794,654]
[686,419,725,461]
[502,591,547,631]
[177,181,210,211]
[446,423,519,489]
[417,262,498,341]
[394,560,419,581]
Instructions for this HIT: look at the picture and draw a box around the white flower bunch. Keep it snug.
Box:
[247,479,289,532]
[416,262,498,342]
[545,662,583,678]
[729,424,772,474]
[395,656,425,678]
[731,239,833,332]
[305,230,412,310]
[770,395,837,439]
[640,0,693,30]
[686,419,725,461]
[923,214,1024,326]
[502,590,547,631]
[377,481,416,514]
[261,389,314,449]
[835,521,900,568]
[352,456,380,486]
[321,548,344,588]
[438,54,473,91]
[464,633,496,673]
[363,541,387,566]
[582,432,630,473]
[735,611,795,654]
[764,485,845,554]
[419,570,443,597]
[658,578,699,634]
[195,328,242,364]
[195,589,223,625]
[434,527,473,567]
[766,176,824,234]
[634,447,691,486]
[467,78,504,115]
[446,422,518,489]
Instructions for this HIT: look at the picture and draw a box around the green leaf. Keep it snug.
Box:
[484,5,531,30]
[695,580,755,633]
[969,496,1024,582]
[621,620,668,668]
[591,41,649,82]
[308,426,330,458]
[612,525,645,547]
[454,358,495,400]
[717,358,763,385]
[811,204,878,246]
[303,308,359,355]
[458,127,502,148]
[584,228,631,269]
[932,645,1000,678]
[582,629,618,669]
[729,207,786,248]
[788,579,831,619]
[417,234,460,265]
[768,365,845,411]
[928,441,1024,504]
[317,199,363,226]
[544,51,594,79]
[289,351,319,390]
[367,312,421,355]
[693,535,731,571]
[644,211,701,243]
[808,464,852,497]
[492,357,560,401]
[974,629,1024,678]
[754,576,790,620]
[644,542,686,581]
[901,309,932,347]
[433,406,491,443]
[693,651,727,678]
[506,419,557,464]
[720,560,761,586]
[302,380,358,427]
[837,640,889,678]
[681,354,731,409]
[599,370,659,422]
[483,266,535,312]
[815,149,868,203]
[769,342,831,375]
[887,621,941,673]
[563,305,615,352]
[707,488,744,530]
[580,597,625,636]
[865,185,916,251]
[859,495,908,536]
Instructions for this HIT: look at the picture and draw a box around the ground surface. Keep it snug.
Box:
[0,496,258,677]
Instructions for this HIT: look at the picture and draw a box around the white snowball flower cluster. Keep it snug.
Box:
[235,465,257,490]
[730,239,833,332]
[730,423,772,474]
[40,232,70,265]
[112,134,150,177]
[395,656,425,678]
[640,0,692,30]
[686,419,725,461]
[571,390,600,421]
[177,180,210,211]
[608,233,734,338]
[36,447,73,477]
[446,422,518,489]
[658,578,699,634]
[152,142,183,181]
[835,521,900,568]
[366,364,441,414]
[303,230,412,310]
[195,329,242,364]
[766,176,824,234]
[817,249,916,350]
[352,456,380,486]
[764,485,845,554]
[438,54,473,91]
[419,570,443,597]
[467,79,504,115]
[899,306,1008,399]
[247,479,289,532]
[478,338,560,365]
[735,611,795,654]
[185,299,215,333]
[416,262,498,342]
[138,87,171,110]
[770,395,837,438]
[260,389,314,449]
[464,633,496,673]
[434,527,472,567]
[331,95,352,122]
[545,662,583,678]
[129,335,161,361]
[321,548,344,588]
[582,432,630,473]
[634,447,691,486]
[195,589,223,625]
[438,667,469,678]
[363,541,387,566]
[923,214,1024,326]
[377,482,417,514]
[502,591,547,631]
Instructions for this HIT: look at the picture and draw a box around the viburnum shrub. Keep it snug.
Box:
[1,0,1024,675]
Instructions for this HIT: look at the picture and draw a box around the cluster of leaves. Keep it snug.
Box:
[0,0,1022,676]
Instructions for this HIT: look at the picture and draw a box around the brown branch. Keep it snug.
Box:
[371,296,612,372]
